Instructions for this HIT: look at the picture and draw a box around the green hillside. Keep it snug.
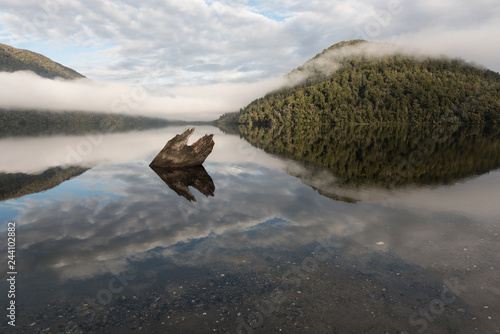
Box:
[0,43,85,79]
[225,40,500,124]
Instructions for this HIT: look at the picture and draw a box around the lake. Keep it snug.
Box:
[1,124,499,333]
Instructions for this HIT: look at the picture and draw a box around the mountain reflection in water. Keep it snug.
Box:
[0,125,499,334]
[237,123,500,188]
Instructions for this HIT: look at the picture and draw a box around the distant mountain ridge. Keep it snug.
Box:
[0,42,85,79]
[0,108,214,138]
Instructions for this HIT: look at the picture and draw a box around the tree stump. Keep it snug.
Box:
[149,128,214,168]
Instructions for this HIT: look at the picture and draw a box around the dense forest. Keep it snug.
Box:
[0,42,85,79]
[222,40,500,125]
[0,166,88,201]
[238,123,500,189]
[0,109,178,137]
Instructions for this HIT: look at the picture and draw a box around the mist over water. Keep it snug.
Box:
[0,71,286,121]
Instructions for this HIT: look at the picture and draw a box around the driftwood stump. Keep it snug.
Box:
[149,128,214,168]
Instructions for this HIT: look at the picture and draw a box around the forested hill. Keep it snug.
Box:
[228,40,500,124]
[0,43,85,79]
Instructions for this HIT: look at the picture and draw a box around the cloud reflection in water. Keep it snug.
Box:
[1,127,499,328]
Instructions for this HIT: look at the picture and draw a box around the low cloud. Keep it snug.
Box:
[285,41,446,86]
[0,71,286,121]
[388,22,500,71]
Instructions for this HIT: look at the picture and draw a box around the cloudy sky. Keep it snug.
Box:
[0,0,499,119]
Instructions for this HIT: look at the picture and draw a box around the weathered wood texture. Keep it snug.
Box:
[150,128,214,168]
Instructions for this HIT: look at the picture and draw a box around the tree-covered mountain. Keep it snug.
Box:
[0,42,85,79]
[221,40,500,124]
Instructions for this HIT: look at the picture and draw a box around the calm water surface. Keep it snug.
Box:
[1,125,499,333]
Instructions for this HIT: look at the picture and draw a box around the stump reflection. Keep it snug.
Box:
[150,165,215,202]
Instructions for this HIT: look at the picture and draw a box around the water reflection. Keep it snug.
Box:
[0,125,283,174]
[238,123,500,189]
[151,166,215,202]
[0,125,499,333]
[0,166,88,201]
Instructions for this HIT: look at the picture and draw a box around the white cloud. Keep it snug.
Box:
[389,21,500,70]
[1,0,495,83]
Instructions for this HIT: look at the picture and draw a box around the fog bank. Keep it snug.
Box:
[0,71,286,121]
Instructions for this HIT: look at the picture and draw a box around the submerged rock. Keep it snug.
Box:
[150,128,214,168]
